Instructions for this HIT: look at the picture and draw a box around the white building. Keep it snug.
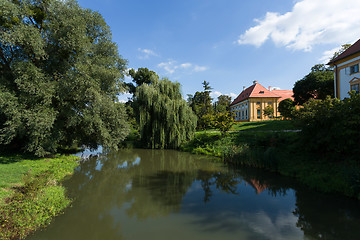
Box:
[328,39,360,100]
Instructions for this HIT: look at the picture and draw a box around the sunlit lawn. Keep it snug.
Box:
[231,120,298,131]
[0,154,78,204]
[196,120,298,134]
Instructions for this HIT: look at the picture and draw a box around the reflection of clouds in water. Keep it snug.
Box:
[76,146,103,159]
[245,211,303,240]
[125,180,132,192]
[118,157,141,169]
[190,210,303,240]
[95,160,103,171]
[186,181,203,194]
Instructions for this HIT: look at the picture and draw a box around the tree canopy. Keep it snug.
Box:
[278,98,295,119]
[134,78,197,149]
[0,0,129,156]
[293,64,334,105]
[214,95,232,113]
[126,67,159,94]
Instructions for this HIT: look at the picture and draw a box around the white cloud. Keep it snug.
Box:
[158,61,178,74]
[226,92,238,99]
[209,91,238,101]
[210,91,222,99]
[237,0,360,51]
[319,47,341,63]
[117,92,132,103]
[180,63,192,69]
[138,48,158,59]
[157,60,208,74]
[194,65,208,72]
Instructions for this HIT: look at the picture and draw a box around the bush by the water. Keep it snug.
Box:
[293,92,360,160]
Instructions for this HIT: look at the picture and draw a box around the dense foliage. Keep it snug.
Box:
[213,112,234,136]
[278,98,295,119]
[263,105,274,118]
[134,78,197,149]
[293,64,334,105]
[187,81,213,126]
[293,92,360,160]
[0,0,129,156]
[126,67,159,94]
[214,95,232,113]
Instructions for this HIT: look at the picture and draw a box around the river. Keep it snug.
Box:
[27,149,360,240]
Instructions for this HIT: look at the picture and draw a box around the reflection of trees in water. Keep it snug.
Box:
[231,166,360,240]
[293,190,360,240]
[62,150,360,240]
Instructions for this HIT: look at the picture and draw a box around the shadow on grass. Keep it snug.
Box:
[0,154,39,165]
[232,120,297,132]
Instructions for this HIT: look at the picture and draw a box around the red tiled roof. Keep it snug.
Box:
[230,83,280,106]
[271,90,294,102]
[328,38,360,65]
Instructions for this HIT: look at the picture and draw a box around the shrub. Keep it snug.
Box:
[293,92,360,160]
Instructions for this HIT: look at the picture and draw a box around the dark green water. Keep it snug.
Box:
[28,149,360,240]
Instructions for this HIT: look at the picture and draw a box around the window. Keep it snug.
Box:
[259,91,264,94]
[257,109,261,119]
[350,64,359,74]
[351,84,359,94]
[268,102,272,105]
[256,102,261,105]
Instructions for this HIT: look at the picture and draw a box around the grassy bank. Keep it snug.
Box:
[0,154,79,240]
[181,121,360,199]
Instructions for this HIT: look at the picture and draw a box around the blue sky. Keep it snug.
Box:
[76,0,360,102]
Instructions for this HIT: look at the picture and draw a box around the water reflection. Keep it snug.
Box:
[28,149,360,240]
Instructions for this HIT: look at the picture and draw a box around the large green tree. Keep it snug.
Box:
[278,98,295,119]
[126,67,159,94]
[134,78,197,149]
[293,64,334,105]
[0,0,129,156]
[214,95,232,113]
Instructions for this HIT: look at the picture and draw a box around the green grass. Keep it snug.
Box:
[195,120,299,134]
[0,154,79,240]
[230,120,298,132]
[0,155,78,203]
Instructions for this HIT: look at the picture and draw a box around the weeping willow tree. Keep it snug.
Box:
[134,78,197,149]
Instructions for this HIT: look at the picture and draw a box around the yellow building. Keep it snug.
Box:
[230,81,293,122]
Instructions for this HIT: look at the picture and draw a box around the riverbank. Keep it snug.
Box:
[181,121,360,200]
[0,154,79,240]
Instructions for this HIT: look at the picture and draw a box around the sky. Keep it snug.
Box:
[76,0,360,102]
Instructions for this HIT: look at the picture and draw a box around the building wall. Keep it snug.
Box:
[230,98,279,122]
[230,100,250,121]
[336,55,360,100]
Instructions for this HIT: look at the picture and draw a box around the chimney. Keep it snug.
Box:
[243,86,246,91]
[268,86,272,91]
[253,80,258,85]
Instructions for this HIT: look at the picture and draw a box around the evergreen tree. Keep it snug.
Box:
[134,78,197,149]
[187,81,213,128]
[0,0,129,156]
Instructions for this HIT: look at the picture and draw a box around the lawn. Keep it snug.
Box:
[0,154,79,204]
[231,120,298,132]
[196,120,299,134]
[0,154,79,239]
